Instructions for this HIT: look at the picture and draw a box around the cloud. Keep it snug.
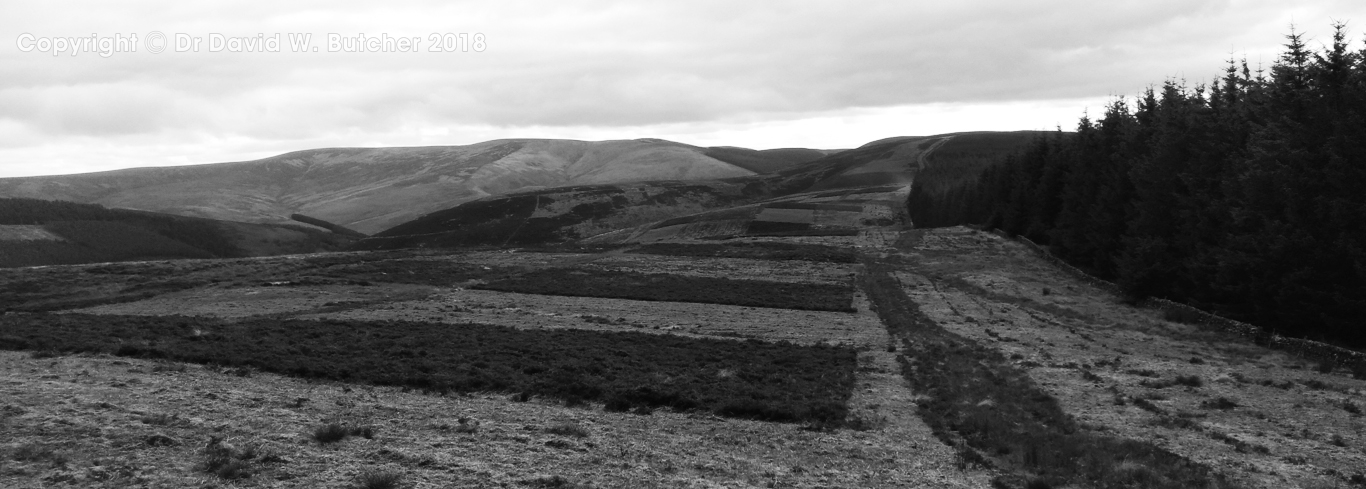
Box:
[1,0,1365,176]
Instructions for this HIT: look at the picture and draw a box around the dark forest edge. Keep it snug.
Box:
[908,24,1366,349]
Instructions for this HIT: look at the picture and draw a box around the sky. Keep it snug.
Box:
[1,1,1364,178]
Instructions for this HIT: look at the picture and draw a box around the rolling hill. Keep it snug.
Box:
[0,198,357,268]
[0,139,822,235]
[355,132,1043,250]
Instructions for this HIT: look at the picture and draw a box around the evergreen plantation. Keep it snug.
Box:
[909,25,1366,349]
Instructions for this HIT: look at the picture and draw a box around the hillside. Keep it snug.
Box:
[356,132,1041,250]
[701,146,833,173]
[0,139,773,235]
[0,198,356,268]
[2,226,1362,487]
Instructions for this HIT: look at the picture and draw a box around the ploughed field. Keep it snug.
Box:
[2,228,1363,488]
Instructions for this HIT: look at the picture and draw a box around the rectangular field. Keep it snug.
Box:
[629,241,857,263]
[475,268,856,312]
[0,313,857,424]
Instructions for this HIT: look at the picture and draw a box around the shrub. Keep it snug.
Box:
[1174,375,1203,387]
[453,418,478,434]
[349,425,375,439]
[354,470,404,489]
[1199,397,1239,410]
[523,475,584,488]
[203,456,252,480]
[313,423,351,444]
[200,438,261,480]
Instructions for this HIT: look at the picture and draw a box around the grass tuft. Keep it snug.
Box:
[313,423,351,444]
[353,470,404,489]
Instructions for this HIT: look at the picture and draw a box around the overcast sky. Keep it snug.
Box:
[1,1,1364,177]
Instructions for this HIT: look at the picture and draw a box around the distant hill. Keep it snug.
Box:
[0,139,776,235]
[701,147,833,174]
[355,132,1039,250]
[0,198,356,268]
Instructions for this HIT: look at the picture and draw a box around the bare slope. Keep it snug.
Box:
[0,139,757,235]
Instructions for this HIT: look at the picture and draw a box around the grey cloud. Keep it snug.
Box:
[1,0,1364,169]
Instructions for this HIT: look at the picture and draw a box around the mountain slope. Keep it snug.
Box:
[354,135,931,249]
[354,132,1047,250]
[0,139,761,234]
[0,198,355,267]
[701,147,833,173]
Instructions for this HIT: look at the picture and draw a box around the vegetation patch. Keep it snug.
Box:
[743,221,860,237]
[0,313,858,425]
[630,242,857,263]
[292,254,515,286]
[861,261,1229,488]
[476,268,855,312]
[763,201,863,212]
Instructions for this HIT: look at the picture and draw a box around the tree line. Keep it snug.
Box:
[908,25,1366,349]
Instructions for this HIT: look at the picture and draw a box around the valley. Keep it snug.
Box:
[1,130,1360,488]
[3,223,1364,488]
